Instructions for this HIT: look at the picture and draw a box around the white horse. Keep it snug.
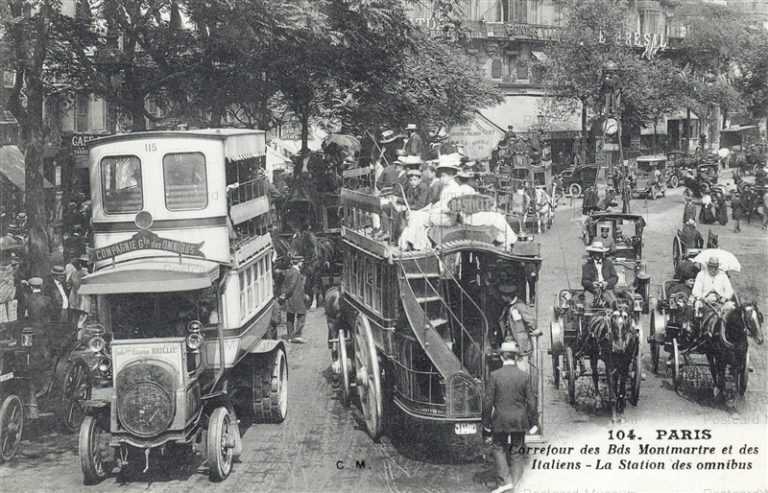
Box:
[532,187,553,233]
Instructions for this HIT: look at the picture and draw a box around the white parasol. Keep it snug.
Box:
[693,249,741,272]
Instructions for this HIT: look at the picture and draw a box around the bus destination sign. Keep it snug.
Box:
[94,230,205,261]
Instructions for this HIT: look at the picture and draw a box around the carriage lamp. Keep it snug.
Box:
[98,357,111,374]
[21,327,34,347]
[186,320,203,352]
[89,335,107,353]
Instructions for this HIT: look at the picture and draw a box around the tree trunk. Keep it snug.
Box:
[653,120,658,153]
[300,110,309,153]
[580,100,588,163]
[23,127,52,277]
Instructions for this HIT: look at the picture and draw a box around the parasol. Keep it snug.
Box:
[323,134,361,154]
[0,235,24,252]
[693,249,741,272]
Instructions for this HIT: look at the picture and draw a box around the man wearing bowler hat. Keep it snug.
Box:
[483,340,538,493]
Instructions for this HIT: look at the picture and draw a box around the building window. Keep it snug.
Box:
[101,155,142,213]
[491,58,503,79]
[510,0,528,23]
[75,93,89,132]
[163,152,208,210]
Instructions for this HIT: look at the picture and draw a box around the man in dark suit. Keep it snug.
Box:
[581,241,619,306]
[279,256,307,344]
[25,277,53,323]
[483,340,538,493]
[403,124,424,158]
[678,219,703,252]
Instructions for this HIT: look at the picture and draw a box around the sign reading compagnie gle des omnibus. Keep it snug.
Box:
[93,230,205,261]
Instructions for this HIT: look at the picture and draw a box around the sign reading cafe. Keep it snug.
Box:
[598,30,668,60]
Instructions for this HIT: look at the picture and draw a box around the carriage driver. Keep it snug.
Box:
[690,257,734,327]
[581,241,619,307]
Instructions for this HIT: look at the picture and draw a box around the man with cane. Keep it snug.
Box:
[483,340,538,493]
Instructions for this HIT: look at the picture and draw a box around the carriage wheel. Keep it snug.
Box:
[79,415,111,484]
[569,183,581,197]
[353,314,383,441]
[669,175,679,188]
[630,329,642,406]
[337,328,352,407]
[565,346,576,405]
[60,360,91,433]
[649,311,660,374]
[0,394,23,463]
[672,236,682,272]
[552,352,560,389]
[672,338,682,392]
[738,350,750,396]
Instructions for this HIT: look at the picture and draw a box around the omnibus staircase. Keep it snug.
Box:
[397,254,488,381]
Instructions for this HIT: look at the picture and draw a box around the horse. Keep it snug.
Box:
[703,301,764,403]
[531,187,553,234]
[580,300,638,422]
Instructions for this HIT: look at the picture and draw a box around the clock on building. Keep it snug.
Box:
[602,118,619,136]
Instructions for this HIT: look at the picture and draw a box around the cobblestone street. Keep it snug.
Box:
[2,183,766,492]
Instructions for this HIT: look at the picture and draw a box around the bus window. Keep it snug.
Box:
[102,155,143,213]
[163,152,208,210]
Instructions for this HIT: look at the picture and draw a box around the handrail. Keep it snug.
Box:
[430,251,490,381]
[398,252,486,379]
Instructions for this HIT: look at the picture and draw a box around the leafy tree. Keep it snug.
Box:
[0,0,77,274]
[735,26,768,120]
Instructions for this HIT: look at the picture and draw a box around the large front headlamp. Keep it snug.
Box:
[88,335,106,353]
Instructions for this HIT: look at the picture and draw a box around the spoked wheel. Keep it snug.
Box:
[565,346,576,405]
[672,236,682,272]
[337,328,352,407]
[552,352,560,389]
[61,360,91,433]
[629,329,642,406]
[79,415,111,484]
[738,350,749,396]
[672,338,682,392]
[0,394,24,463]
[353,314,383,441]
[669,175,680,188]
[649,312,660,374]
[569,183,581,197]
[207,406,235,481]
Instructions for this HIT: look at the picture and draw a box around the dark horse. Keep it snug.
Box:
[582,302,639,422]
[703,301,764,403]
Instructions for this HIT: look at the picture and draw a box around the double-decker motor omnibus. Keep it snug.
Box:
[333,170,544,442]
[77,129,288,483]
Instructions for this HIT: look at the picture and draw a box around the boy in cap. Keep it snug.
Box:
[404,168,426,209]
[482,339,538,493]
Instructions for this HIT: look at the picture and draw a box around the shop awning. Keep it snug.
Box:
[79,260,220,295]
[0,145,54,191]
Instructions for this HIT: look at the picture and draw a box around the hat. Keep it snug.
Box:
[685,248,701,258]
[406,123,417,131]
[78,254,91,263]
[379,130,399,144]
[586,241,609,253]
[499,340,520,354]
[686,218,695,225]
[706,257,719,267]
[401,155,423,167]
[498,284,517,295]
[28,277,43,287]
[436,153,462,172]
[407,169,422,177]
[51,265,65,276]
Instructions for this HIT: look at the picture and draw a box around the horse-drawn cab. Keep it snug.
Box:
[582,213,650,312]
[549,286,642,415]
[633,155,667,199]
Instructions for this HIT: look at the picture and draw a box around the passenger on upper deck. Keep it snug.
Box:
[597,224,615,252]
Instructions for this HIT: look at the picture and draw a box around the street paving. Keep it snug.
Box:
[1,181,766,492]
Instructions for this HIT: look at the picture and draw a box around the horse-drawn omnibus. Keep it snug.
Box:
[76,129,288,483]
[333,175,544,442]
